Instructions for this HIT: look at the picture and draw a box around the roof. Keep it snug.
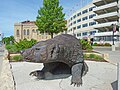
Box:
[21,20,35,24]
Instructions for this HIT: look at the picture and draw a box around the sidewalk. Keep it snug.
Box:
[11,61,117,90]
[93,46,120,64]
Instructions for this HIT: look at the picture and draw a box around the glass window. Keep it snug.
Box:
[89,14,96,19]
[77,25,81,29]
[32,29,35,32]
[73,21,76,24]
[89,22,96,26]
[90,31,96,35]
[77,12,81,16]
[73,27,76,30]
[82,23,88,28]
[82,32,87,36]
[82,16,88,21]
[24,30,26,35]
[77,19,81,22]
[82,9,88,14]
[16,30,19,36]
[27,29,29,35]
[77,33,81,37]
[73,15,76,19]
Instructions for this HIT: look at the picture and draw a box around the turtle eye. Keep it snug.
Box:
[35,48,40,50]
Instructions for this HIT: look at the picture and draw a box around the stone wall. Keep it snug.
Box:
[0,47,15,90]
[0,60,15,90]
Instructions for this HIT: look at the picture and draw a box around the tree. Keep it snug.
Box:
[36,0,66,38]
[2,36,15,45]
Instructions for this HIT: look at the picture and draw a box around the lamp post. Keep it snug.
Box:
[111,24,116,51]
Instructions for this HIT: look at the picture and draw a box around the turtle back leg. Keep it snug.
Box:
[71,63,84,87]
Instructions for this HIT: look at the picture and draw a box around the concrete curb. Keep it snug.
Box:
[93,50,117,65]
[0,60,16,90]
[0,47,16,90]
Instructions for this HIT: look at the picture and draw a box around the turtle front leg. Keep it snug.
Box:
[71,63,83,87]
[29,70,45,79]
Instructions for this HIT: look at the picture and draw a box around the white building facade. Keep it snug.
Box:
[67,0,120,47]
[93,0,120,47]
[67,3,98,39]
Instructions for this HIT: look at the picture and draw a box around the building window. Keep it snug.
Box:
[24,30,26,35]
[77,12,81,16]
[82,16,88,21]
[89,22,96,26]
[73,15,76,19]
[27,29,29,35]
[16,30,19,36]
[89,14,96,19]
[90,31,96,35]
[32,29,35,32]
[77,19,81,22]
[77,25,81,29]
[77,33,81,37]
[82,9,88,14]
[89,7,93,11]
[82,32,87,36]
[73,27,76,30]
[82,23,88,28]
[73,21,76,24]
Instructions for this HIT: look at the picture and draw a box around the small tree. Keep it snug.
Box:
[36,0,66,38]
[2,36,15,45]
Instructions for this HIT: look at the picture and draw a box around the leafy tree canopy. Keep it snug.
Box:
[36,0,67,38]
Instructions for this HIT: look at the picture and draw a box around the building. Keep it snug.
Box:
[93,0,120,47]
[14,20,51,42]
[67,3,97,40]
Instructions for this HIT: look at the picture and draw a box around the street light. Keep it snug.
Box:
[111,24,116,51]
[111,24,116,45]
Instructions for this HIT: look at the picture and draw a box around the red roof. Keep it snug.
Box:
[21,20,35,24]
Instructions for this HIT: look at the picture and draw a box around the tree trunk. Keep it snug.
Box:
[51,33,53,38]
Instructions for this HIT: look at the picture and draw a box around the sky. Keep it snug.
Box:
[0,0,92,37]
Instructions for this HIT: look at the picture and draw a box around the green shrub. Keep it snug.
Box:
[94,55,104,60]
[89,54,95,59]
[5,44,19,53]
[15,38,37,51]
[104,43,111,46]
[93,43,97,46]
[84,53,104,61]
[12,55,23,62]
[93,43,111,46]
[80,39,93,51]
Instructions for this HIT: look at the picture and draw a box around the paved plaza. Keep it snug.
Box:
[11,61,117,90]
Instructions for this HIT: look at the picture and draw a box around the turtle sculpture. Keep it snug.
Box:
[21,34,88,87]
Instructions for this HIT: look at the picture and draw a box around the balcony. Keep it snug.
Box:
[93,12,120,23]
[93,2,118,15]
[93,21,118,31]
[93,0,117,6]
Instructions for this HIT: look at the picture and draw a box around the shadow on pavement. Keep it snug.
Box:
[30,62,72,80]
[111,80,118,90]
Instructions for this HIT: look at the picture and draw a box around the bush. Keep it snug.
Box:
[94,55,103,60]
[84,53,104,61]
[5,44,19,53]
[80,39,93,51]
[89,54,95,59]
[93,43,111,46]
[104,43,111,46]
[12,55,23,62]
[15,39,37,51]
